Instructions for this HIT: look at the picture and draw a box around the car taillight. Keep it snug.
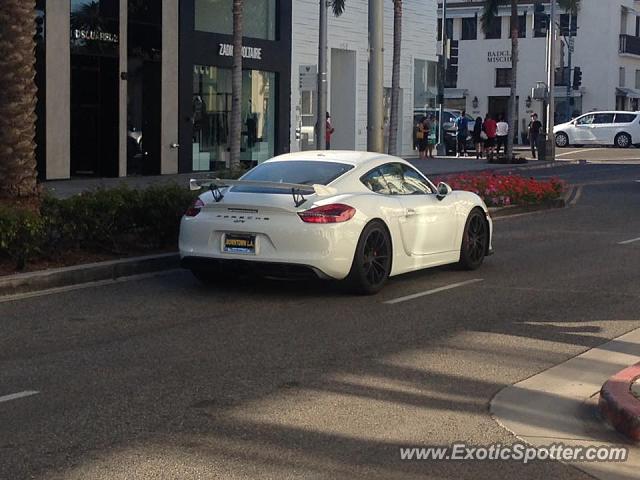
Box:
[185,198,205,217]
[298,204,356,223]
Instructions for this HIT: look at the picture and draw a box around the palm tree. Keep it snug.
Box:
[0,0,39,207]
[482,0,580,159]
[229,0,243,171]
[388,1,402,156]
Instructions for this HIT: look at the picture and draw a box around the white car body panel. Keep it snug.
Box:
[554,111,640,146]
[179,151,493,281]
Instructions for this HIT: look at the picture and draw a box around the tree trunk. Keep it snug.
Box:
[507,0,518,159]
[388,0,402,156]
[229,0,243,171]
[0,0,39,206]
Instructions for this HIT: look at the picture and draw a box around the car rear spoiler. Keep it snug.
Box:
[189,178,337,207]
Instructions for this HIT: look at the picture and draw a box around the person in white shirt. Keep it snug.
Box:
[496,116,509,154]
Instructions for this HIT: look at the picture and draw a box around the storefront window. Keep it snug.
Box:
[70,0,120,176]
[194,0,276,40]
[192,66,276,170]
[414,59,438,109]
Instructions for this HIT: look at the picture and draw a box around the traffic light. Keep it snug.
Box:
[447,39,459,68]
[573,67,582,90]
[533,2,547,33]
[445,40,459,87]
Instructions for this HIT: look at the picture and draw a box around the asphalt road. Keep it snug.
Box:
[555,146,640,163]
[2,164,640,480]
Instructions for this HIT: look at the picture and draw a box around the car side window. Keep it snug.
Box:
[576,114,595,125]
[593,113,615,124]
[400,165,434,194]
[615,113,637,123]
[360,168,392,195]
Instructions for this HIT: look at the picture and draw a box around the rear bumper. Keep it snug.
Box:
[181,256,326,280]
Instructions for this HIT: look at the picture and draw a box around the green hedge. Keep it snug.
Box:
[1,184,198,271]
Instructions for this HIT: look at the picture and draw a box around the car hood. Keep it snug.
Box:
[553,122,572,133]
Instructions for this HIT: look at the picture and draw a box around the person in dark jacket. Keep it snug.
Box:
[472,116,484,159]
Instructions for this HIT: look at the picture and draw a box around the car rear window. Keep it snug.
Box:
[615,113,637,123]
[231,161,353,194]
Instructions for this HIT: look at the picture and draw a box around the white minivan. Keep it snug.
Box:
[553,111,640,148]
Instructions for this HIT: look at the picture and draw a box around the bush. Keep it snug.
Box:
[1,183,197,271]
[436,172,565,207]
[0,207,46,270]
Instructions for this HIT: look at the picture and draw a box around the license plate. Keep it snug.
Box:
[223,233,256,254]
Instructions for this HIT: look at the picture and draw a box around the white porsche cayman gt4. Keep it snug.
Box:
[179,151,493,294]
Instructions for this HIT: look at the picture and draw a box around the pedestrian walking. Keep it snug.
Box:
[326,112,335,149]
[454,110,469,157]
[415,117,428,159]
[483,113,497,158]
[427,115,437,159]
[496,115,509,154]
[528,113,542,159]
[472,116,484,159]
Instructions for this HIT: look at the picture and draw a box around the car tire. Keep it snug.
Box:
[555,132,569,148]
[344,220,392,295]
[458,208,489,271]
[615,132,631,148]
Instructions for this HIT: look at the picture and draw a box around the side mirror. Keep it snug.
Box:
[437,182,452,200]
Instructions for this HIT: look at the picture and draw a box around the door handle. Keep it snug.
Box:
[405,208,418,217]
[170,143,180,149]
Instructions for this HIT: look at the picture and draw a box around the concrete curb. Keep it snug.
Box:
[0,253,180,299]
[598,362,640,441]
[489,198,566,218]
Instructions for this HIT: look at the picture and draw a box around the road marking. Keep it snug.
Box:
[568,185,583,206]
[0,391,40,404]
[383,279,484,305]
[555,148,599,157]
[618,236,640,245]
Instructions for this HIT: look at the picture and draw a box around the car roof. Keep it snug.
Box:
[265,150,400,167]
[580,111,637,115]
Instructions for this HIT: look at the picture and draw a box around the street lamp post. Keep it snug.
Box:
[367,0,385,153]
[436,0,447,157]
[546,0,557,161]
[316,0,328,150]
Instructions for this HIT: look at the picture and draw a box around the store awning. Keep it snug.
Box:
[616,87,640,99]
[444,88,468,99]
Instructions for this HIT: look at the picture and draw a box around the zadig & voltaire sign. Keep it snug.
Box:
[218,43,263,60]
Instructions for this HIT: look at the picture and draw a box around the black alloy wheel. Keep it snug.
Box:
[458,209,489,270]
[345,220,392,295]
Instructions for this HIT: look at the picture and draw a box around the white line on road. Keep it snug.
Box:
[569,185,583,206]
[555,148,600,157]
[383,279,484,305]
[618,236,640,245]
[0,390,40,404]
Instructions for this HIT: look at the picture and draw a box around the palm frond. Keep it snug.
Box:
[331,0,345,17]
[557,0,581,15]
[480,0,499,35]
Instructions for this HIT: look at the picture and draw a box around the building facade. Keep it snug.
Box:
[438,0,640,142]
[34,1,438,181]
[290,0,438,156]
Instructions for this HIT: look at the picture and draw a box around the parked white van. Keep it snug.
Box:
[554,111,640,148]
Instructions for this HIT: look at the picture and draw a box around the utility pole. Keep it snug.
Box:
[367,0,384,152]
[546,0,557,161]
[316,0,328,150]
[565,11,573,122]
[436,0,447,157]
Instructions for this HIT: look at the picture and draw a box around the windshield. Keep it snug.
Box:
[232,160,353,194]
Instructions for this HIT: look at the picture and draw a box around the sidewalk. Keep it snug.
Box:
[44,155,562,199]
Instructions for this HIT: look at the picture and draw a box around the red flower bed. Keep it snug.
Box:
[435,171,566,207]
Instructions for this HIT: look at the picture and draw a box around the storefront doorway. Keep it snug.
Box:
[70,0,120,176]
[488,95,519,141]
